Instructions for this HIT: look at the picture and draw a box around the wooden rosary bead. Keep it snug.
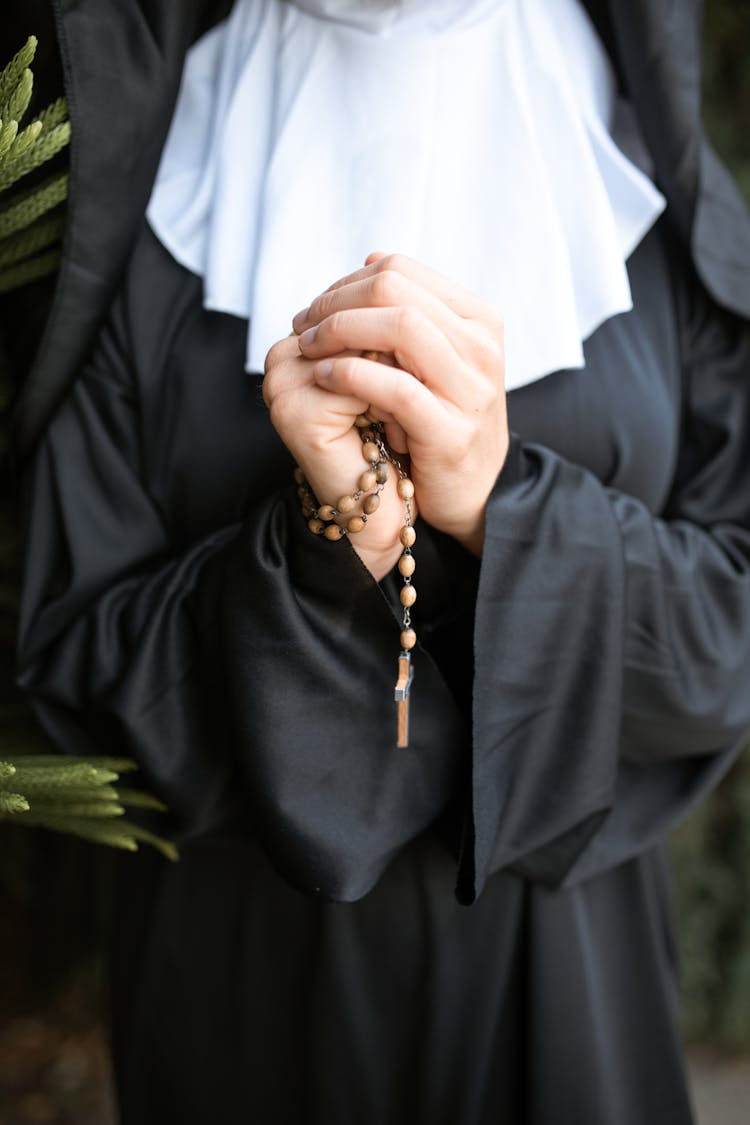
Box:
[308,518,325,535]
[301,504,314,519]
[324,523,346,541]
[337,494,357,513]
[294,467,306,485]
[375,462,389,484]
[347,516,366,533]
[359,469,378,491]
[400,628,417,651]
[317,504,336,521]
[397,477,415,500]
[400,584,417,607]
[297,486,308,500]
[354,414,371,428]
[362,442,380,463]
[398,553,415,577]
[400,525,416,548]
[363,493,380,515]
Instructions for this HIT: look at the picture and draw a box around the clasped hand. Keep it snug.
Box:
[263,253,509,580]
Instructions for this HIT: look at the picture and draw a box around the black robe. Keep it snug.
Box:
[11,2,750,1123]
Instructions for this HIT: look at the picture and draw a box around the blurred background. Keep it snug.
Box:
[0,1,749,1122]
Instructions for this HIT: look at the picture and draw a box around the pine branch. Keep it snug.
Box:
[0,121,70,191]
[0,36,70,292]
[0,756,179,860]
[0,171,68,237]
[0,210,65,269]
[33,95,68,134]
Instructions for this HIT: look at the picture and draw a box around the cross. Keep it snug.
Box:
[394,652,414,749]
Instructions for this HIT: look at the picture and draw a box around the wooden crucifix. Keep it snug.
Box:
[394,652,414,749]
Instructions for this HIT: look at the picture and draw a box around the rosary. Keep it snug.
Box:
[294,353,417,748]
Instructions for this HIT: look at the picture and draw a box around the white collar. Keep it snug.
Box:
[148,0,665,389]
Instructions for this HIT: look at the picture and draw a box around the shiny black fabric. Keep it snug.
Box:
[16,213,750,1122]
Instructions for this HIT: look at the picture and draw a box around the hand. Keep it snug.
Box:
[262,335,408,579]
[293,252,509,557]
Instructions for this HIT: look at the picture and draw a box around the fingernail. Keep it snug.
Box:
[315,360,333,379]
[292,307,310,330]
[299,326,318,348]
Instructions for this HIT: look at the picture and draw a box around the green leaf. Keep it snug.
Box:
[5,68,33,125]
[0,120,70,191]
[0,119,18,159]
[0,37,37,117]
[0,171,68,238]
[0,210,65,269]
[34,96,68,134]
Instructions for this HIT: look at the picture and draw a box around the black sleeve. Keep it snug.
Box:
[457,272,750,902]
[16,294,467,903]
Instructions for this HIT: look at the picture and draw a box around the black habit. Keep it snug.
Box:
[10,2,750,1123]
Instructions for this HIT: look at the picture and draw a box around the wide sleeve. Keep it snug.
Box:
[457,271,750,903]
[16,295,467,903]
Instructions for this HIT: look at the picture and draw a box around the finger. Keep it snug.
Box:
[320,252,496,322]
[264,332,305,376]
[298,306,468,400]
[313,354,449,441]
[293,270,465,351]
[383,419,409,454]
[263,346,363,407]
[268,378,370,436]
[358,400,409,454]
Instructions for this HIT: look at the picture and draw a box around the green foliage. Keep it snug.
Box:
[0,36,176,864]
[0,35,70,293]
[0,754,178,861]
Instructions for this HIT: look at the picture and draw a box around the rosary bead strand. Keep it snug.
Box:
[294,405,417,748]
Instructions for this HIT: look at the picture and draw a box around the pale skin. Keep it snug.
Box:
[263,252,510,582]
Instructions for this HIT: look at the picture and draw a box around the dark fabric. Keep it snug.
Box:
[16,214,750,1121]
[8,0,233,458]
[7,0,750,459]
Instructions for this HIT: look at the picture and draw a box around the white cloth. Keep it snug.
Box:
[147,0,666,389]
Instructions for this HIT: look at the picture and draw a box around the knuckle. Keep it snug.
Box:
[475,379,499,412]
[394,373,419,412]
[309,289,334,322]
[379,252,411,277]
[396,304,423,339]
[476,332,503,370]
[371,269,404,307]
[334,356,358,387]
[448,423,474,462]
[327,310,349,339]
